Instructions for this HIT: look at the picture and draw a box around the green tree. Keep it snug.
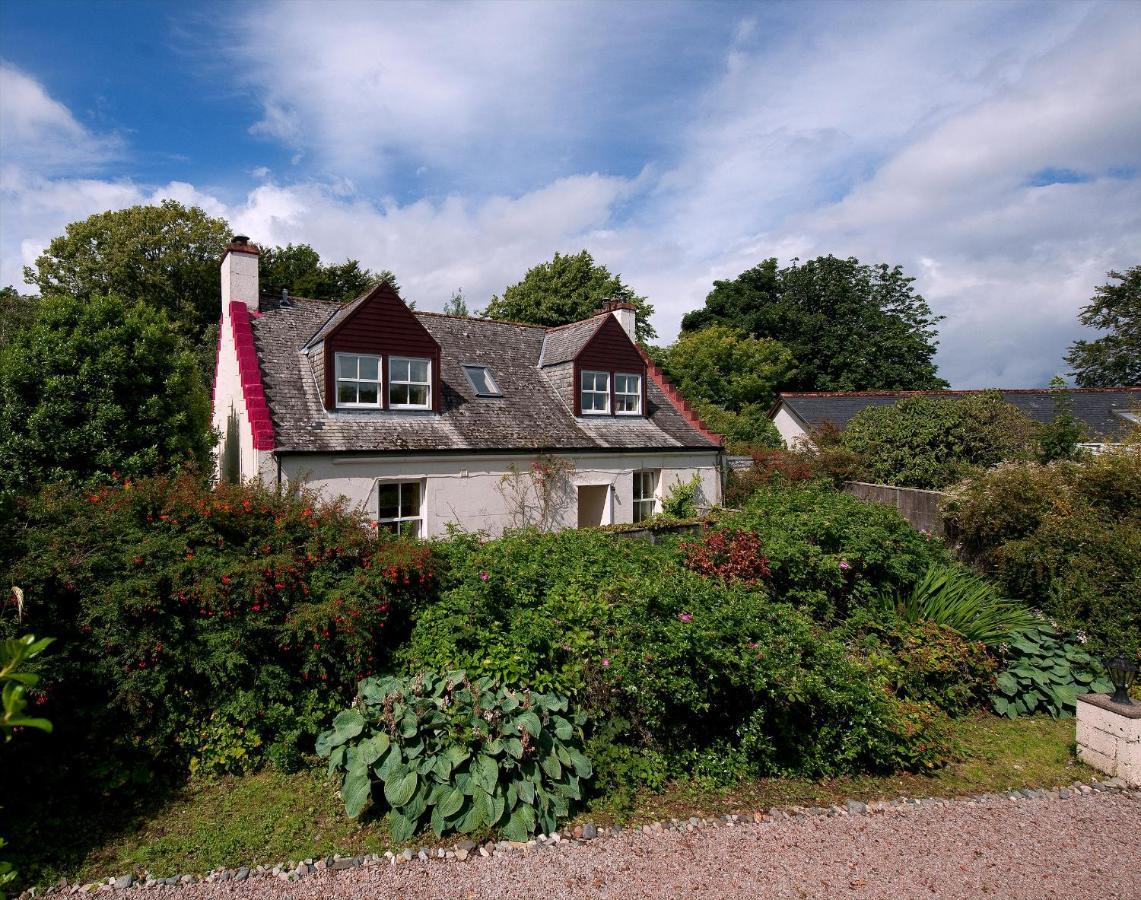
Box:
[682,256,947,391]
[1037,377,1086,463]
[259,243,395,303]
[24,201,230,340]
[0,287,38,349]
[1064,266,1141,387]
[657,325,794,451]
[840,393,1037,489]
[484,250,656,342]
[0,294,212,500]
[442,288,469,317]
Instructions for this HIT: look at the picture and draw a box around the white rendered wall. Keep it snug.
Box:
[772,405,810,448]
[276,450,722,537]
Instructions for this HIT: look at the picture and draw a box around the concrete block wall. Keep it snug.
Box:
[1076,694,1141,786]
[843,481,948,537]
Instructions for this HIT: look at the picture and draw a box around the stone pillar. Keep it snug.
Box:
[1076,693,1141,786]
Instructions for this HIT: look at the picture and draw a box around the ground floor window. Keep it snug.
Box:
[376,480,423,536]
[633,469,658,522]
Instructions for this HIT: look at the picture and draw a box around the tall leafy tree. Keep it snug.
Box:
[0,294,211,501]
[484,250,656,342]
[442,288,469,317]
[1064,266,1141,387]
[25,201,231,340]
[0,286,38,348]
[259,243,396,303]
[682,255,947,391]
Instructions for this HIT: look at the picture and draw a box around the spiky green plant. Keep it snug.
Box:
[887,564,1038,647]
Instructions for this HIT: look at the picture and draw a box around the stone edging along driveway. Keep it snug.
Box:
[32,776,1139,895]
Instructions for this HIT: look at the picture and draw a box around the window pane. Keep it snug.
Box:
[358,356,379,381]
[390,383,410,405]
[407,385,429,406]
[615,374,630,392]
[377,484,400,519]
[358,381,378,405]
[401,481,420,517]
[337,355,356,378]
[337,382,357,404]
[464,365,499,395]
[409,360,429,383]
[391,358,409,382]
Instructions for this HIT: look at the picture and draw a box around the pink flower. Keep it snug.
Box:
[479,571,489,581]
[602,657,610,667]
[838,560,852,571]
[679,613,693,622]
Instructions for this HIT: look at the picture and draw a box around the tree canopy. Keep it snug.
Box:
[0,286,38,349]
[1064,266,1141,387]
[681,255,947,392]
[0,294,211,501]
[259,243,395,304]
[25,200,231,340]
[484,250,656,342]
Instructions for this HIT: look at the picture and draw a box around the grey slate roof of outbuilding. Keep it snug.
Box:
[774,389,1141,440]
[250,295,720,454]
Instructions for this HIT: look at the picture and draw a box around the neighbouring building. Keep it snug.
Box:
[212,236,723,536]
[768,388,1141,450]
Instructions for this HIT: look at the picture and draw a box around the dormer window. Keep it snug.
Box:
[335,353,381,407]
[389,357,432,409]
[580,370,610,414]
[615,373,643,415]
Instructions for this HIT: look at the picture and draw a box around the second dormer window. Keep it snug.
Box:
[615,373,642,415]
[335,353,381,407]
[389,357,431,409]
[580,370,610,414]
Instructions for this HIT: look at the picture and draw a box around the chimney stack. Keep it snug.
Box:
[221,234,260,316]
[602,297,637,341]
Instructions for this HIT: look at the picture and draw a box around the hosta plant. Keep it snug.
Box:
[317,672,591,843]
[991,623,1112,718]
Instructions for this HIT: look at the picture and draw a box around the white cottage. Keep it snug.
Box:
[212,237,723,536]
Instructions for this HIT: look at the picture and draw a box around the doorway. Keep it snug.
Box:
[577,484,611,528]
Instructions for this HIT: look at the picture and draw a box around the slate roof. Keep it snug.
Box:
[539,318,605,367]
[250,295,720,454]
[774,389,1141,440]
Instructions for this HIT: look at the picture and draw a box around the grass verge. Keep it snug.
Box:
[21,714,1088,887]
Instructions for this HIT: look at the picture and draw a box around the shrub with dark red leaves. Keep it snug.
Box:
[681,528,771,586]
[1,472,437,788]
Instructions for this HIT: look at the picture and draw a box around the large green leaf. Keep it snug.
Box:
[385,770,419,808]
[331,709,365,744]
[515,710,542,737]
[438,785,465,818]
[342,770,373,819]
[501,803,535,842]
[474,754,499,794]
[540,750,562,780]
[358,732,391,765]
[517,778,535,804]
[995,672,1019,696]
[389,811,418,844]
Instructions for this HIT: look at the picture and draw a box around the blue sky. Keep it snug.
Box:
[2,0,1139,387]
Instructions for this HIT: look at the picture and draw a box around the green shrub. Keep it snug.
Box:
[2,473,436,797]
[944,445,1141,655]
[318,672,590,841]
[723,482,949,622]
[886,564,1038,647]
[991,624,1112,718]
[839,392,1037,489]
[404,529,953,785]
[660,473,702,518]
[844,612,995,716]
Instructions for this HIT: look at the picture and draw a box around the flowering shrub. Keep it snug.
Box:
[724,482,949,622]
[681,528,770,586]
[2,472,436,791]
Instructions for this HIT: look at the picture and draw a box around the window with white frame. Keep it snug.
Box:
[614,373,642,415]
[580,370,610,414]
[376,481,423,536]
[335,353,381,407]
[632,469,658,522]
[389,357,432,409]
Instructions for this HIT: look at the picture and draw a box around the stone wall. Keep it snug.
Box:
[843,481,949,537]
[1076,694,1141,786]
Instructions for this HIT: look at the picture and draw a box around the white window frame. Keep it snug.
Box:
[376,480,424,537]
[334,352,382,409]
[614,372,643,415]
[388,356,432,410]
[632,469,658,523]
[580,370,610,415]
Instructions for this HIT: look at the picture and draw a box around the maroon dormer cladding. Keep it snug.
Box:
[570,314,647,416]
[309,282,442,413]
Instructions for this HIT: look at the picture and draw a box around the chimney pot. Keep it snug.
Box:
[232,234,249,245]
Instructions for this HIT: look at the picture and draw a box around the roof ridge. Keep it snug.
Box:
[779,387,1141,398]
[413,310,546,330]
[544,312,609,333]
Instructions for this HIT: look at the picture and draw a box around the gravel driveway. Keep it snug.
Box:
[165,790,1139,900]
